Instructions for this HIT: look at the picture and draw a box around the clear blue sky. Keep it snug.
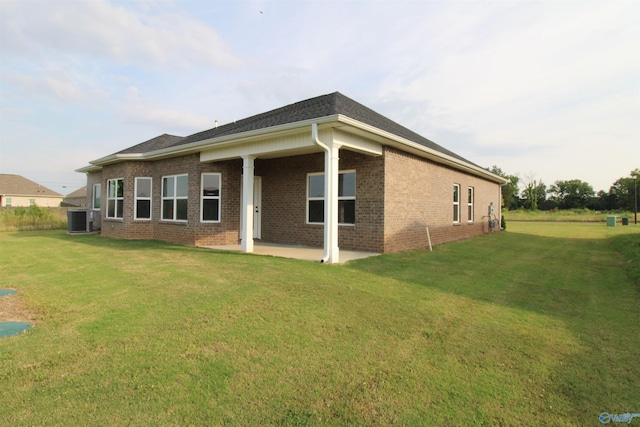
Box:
[1,0,638,195]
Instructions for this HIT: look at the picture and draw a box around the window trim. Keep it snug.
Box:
[161,174,188,222]
[200,173,221,223]
[106,178,124,219]
[134,177,152,221]
[92,183,101,210]
[307,172,325,225]
[306,170,356,226]
[467,187,474,223]
[453,183,460,224]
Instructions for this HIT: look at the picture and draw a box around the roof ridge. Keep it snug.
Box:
[96,91,476,167]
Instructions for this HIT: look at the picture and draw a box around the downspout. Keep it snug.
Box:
[312,123,333,263]
[498,182,504,230]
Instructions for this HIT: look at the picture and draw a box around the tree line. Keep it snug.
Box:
[488,167,640,211]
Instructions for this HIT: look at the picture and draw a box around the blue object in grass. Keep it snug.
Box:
[0,322,32,338]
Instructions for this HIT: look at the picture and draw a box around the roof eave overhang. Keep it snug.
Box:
[335,116,508,184]
[85,116,340,168]
[83,114,507,184]
[75,164,103,173]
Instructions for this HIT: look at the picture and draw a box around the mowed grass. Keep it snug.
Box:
[0,223,638,426]
[504,209,634,223]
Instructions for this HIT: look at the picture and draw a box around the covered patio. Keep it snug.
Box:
[206,241,380,264]
[200,122,383,264]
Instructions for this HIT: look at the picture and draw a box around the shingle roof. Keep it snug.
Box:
[172,92,471,163]
[0,174,62,197]
[106,92,476,166]
[116,133,185,155]
[65,186,87,198]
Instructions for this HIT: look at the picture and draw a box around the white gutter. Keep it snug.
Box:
[87,117,340,167]
[75,164,103,173]
[81,114,506,186]
[336,115,508,185]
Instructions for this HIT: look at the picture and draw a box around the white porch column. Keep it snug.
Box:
[241,155,255,253]
[324,143,341,264]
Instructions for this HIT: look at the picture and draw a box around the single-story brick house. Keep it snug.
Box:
[0,174,63,207]
[77,92,506,263]
[62,186,87,207]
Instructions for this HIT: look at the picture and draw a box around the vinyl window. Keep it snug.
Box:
[135,177,152,220]
[307,171,356,225]
[107,178,124,219]
[453,184,460,223]
[162,174,188,221]
[201,173,221,222]
[92,183,101,210]
[467,187,474,223]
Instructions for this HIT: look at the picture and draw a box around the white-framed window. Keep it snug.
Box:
[467,187,474,223]
[162,174,188,221]
[135,177,152,220]
[6,197,12,207]
[201,173,221,222]
[307,170,356,225]
[107,178,124,219]
[453,184,460,223]
[92,183,101,210]
[29,199,35,207]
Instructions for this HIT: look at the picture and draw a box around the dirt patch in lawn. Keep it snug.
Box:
[0,294,39,323]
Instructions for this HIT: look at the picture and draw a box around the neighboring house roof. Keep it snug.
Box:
[65,186,87,198]
[0,174,62,197]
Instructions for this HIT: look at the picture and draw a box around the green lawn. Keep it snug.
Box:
[504,208,634,223]
[1,223,639,426]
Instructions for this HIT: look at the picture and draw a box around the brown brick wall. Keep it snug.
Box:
[91,145,500,254]
[383,146,501,252]
[257,150,385,252]
[98,155,242,246]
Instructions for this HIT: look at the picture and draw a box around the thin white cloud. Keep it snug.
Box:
[0,1,637,195]
[6,74,108,103]
[120,86,214,133]
[0,0,242,69]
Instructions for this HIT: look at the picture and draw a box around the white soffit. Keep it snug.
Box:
[200,124,383,162]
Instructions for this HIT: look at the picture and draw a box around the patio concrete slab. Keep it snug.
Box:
[206,241,379,263]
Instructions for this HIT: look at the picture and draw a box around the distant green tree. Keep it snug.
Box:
[521,175,544,210]
[547,179,595,209]
[590,190,611,210]
[488,165,520,210]
[607,168,640,211]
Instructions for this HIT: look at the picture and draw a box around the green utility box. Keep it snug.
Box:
[606,216,617,227]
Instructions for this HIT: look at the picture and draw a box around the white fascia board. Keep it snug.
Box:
[87,116,340,167]
[201,122,383,162]
[336,116,508,184]
[83,112,506,185]
[192,116,339,152]
[75,164,103,173]
[332,128,383,156]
